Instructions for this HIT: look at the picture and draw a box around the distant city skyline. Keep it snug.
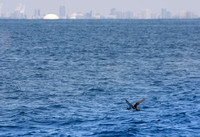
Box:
[0,0,200,19]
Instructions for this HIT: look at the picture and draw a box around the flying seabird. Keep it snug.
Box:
[126,98,146,111]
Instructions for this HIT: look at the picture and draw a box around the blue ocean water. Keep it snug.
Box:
[0,19,200,136]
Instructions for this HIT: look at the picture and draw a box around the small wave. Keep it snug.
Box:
[0,29,11,54]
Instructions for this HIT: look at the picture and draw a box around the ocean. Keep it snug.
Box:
[0,19,200,136]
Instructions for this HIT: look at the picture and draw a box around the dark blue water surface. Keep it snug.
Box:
[0,19,200,136]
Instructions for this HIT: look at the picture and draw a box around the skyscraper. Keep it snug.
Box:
[185,11,197,19]
[124,11,134,19]
[85,11,93,19]
[161,9,171,19]
[141,9,151,19]
[10,4,26,19]
[34,9,41,19]
[59,6,66,19]
[110,8,117,15]
[0,3,2,18]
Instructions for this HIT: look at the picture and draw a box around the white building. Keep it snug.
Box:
[43,14,59,19]
[141,9,151,19]
[70,12,84,19]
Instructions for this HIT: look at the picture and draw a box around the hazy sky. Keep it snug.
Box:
[0,0,200,16]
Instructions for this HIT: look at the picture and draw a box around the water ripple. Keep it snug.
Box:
[0,19,200,136]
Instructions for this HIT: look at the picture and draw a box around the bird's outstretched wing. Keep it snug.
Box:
[126,100,134,110]
[133,98,146,109]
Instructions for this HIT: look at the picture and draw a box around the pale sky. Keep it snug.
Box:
[0,0,200,16]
